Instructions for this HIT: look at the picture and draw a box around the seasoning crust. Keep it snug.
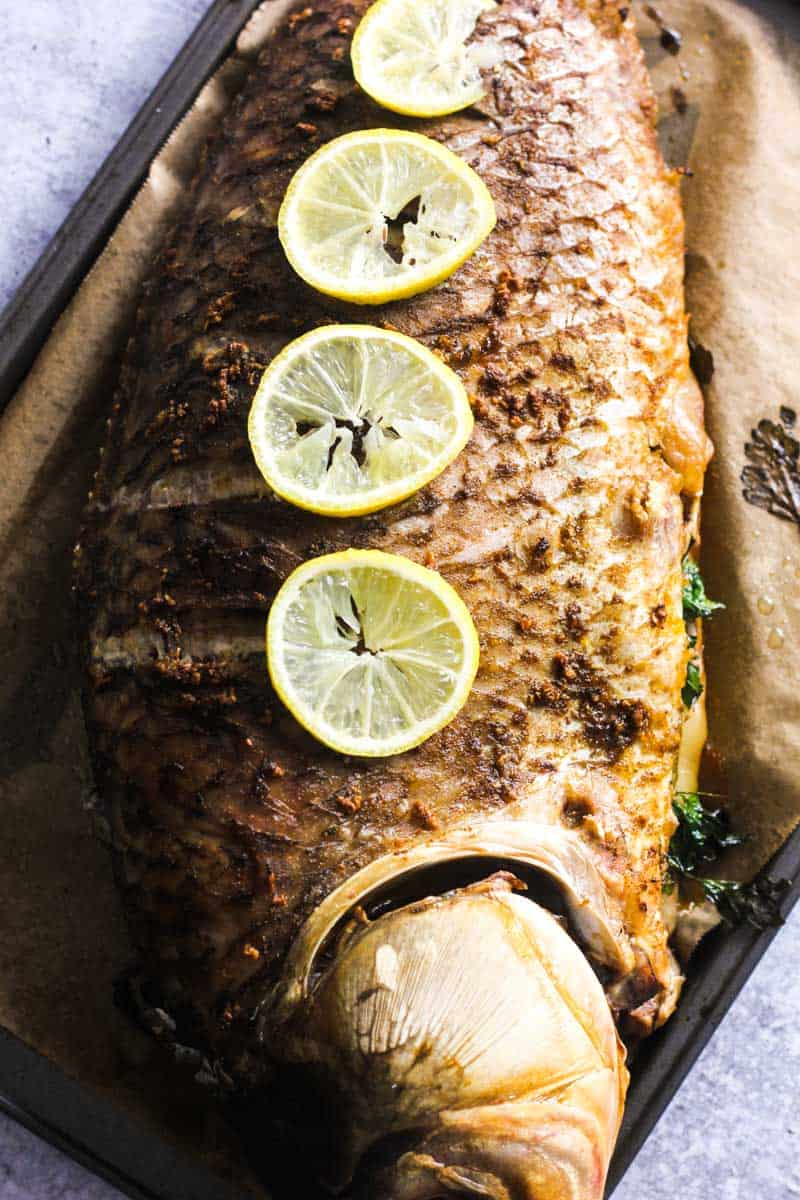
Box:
[76,0,711,1084]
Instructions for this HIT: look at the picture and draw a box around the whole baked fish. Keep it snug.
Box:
[76,0,711,1195]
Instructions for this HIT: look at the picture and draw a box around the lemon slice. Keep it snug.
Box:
[248,325,473,516]
[277,129,496,305]
[267,550,479,757]
[351,0,497,118]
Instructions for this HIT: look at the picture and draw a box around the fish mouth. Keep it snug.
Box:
[255,861,628,1198]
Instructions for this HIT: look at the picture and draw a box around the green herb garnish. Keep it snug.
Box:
[668,792,742,876]
[681,660,703,708]
[700,877,787,931]
[682,557,724,621]
[668,793,786,930]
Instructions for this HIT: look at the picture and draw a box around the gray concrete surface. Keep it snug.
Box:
[0,2,798,1197]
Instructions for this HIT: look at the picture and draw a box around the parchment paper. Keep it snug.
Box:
[0,0,798,1189]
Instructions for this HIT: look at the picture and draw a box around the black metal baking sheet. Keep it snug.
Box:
[0,1030,239,1200]
[1,0,799,1197]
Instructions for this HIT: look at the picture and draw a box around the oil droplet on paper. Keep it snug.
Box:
[757,595,775,615]
[767,628,785,650]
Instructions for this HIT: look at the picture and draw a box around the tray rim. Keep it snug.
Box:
[0,1029,232,1200]
[1,0,799,1196]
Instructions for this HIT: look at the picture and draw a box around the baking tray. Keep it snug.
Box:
[1,0,799,1197]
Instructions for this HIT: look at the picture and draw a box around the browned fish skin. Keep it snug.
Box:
[76,0,710,1089]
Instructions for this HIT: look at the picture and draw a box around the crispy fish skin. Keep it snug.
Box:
[76,0,710,1089]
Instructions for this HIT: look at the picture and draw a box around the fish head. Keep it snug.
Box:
[266,871,627,1198]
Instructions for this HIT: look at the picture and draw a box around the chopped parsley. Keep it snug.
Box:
[682,557,725,621]
[668,792,786,930]
[669,792,741,875]
[681,556,724,624]
[680,559,721,706]
[670,564,782,930]
[701,877,788,931]
[682,660,703,708]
